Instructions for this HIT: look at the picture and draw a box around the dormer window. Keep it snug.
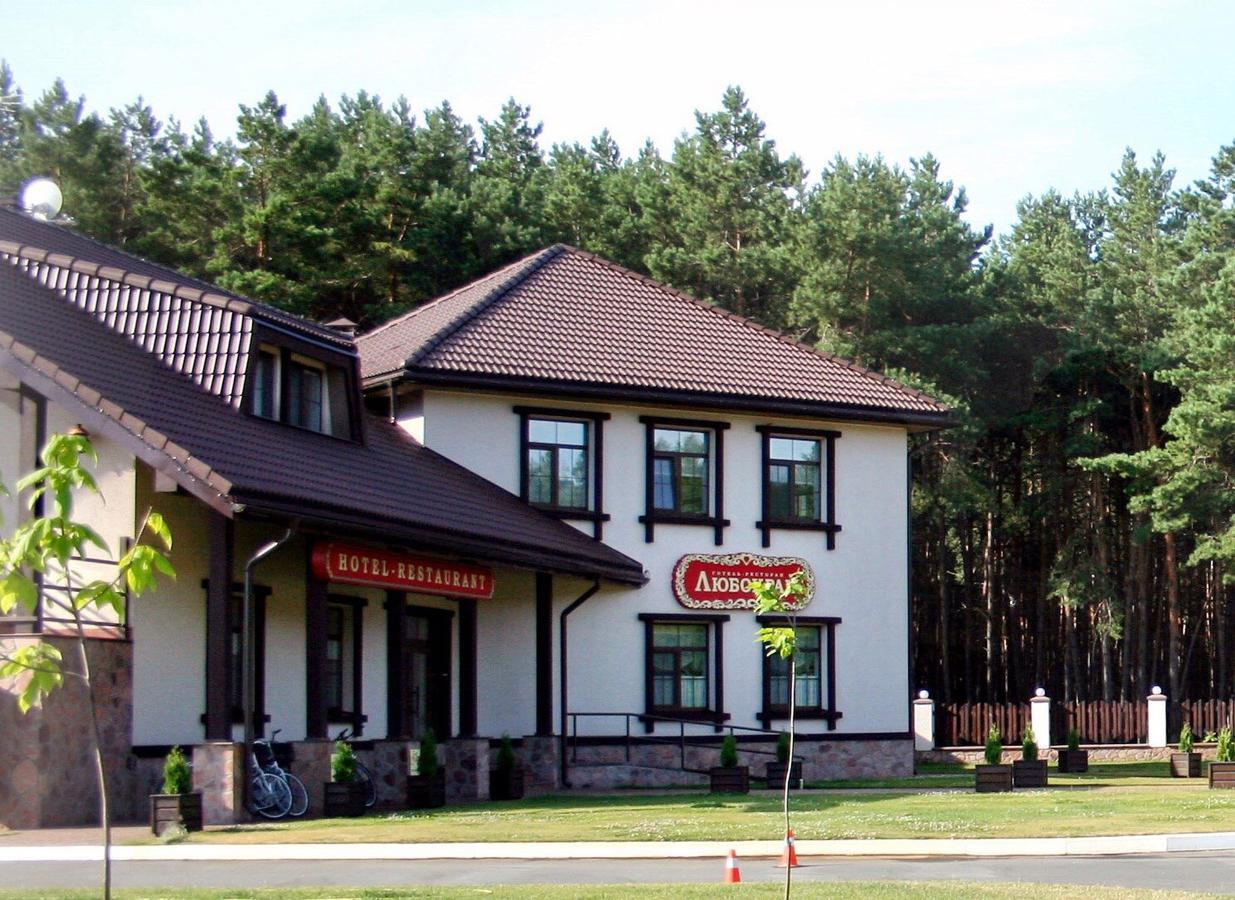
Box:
[249,342,356,440]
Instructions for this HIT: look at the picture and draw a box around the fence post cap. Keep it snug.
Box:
[1034,688,1047,698]
[918,690,930,700]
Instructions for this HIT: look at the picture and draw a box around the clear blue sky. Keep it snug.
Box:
[7,0,1234,238]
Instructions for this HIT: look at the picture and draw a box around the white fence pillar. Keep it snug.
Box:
[1030,688,1051,751]
[1148,686,1167,748]
[913,690,934,751]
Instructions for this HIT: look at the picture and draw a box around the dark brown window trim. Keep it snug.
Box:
[326,594,367,733]
[638,612,730,733]
[755,425,841,550]
[515,405,611,540]
[639,416,730,545]
[755,614,842,730]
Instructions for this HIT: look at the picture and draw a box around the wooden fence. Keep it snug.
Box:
[937,701,1147,746]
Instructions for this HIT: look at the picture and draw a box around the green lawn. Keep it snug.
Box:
[167,776,1235,844]
[814,760,1176,789]
[0,885,1222,900]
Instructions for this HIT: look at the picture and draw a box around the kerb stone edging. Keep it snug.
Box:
[6,832,1235,862]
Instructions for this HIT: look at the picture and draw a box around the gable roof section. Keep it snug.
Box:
[358,245,951,427]
[0,207,353,408]
[0,213,646,586]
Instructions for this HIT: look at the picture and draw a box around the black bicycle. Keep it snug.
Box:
[251,730,309,818]
[335,727,377,808]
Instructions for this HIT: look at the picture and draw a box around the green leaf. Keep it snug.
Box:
[0,571,37,614]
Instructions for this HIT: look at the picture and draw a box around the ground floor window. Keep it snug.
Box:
[326,595,365,730]
[757,615,842,730]
[638,613,730,729]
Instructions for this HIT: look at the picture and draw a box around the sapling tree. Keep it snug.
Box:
[753,571,809,900]
[0,433,174,900]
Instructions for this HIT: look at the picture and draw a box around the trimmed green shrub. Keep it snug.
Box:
[984,725,1002,765]
[1217,726,1234,763]
[496,733,517,773]
[1021,726,1037,761]
[1067,728,1080,751]
[417,728,440,778]
[776,732,791,764]
[1180,722,1194,754]
[162,745,191,795]
[720,734,739,768]
[331,739,357,783]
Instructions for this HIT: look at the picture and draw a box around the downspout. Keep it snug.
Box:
[243,526,296,795]
[559,579,601,788]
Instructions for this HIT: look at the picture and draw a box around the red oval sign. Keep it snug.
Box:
[671,553,814,610]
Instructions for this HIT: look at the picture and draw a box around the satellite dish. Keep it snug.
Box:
[19,177,63,221]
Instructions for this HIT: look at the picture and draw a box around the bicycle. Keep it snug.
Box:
[247,747,292,819]
[335,727,377,808]
[250,730,309,818]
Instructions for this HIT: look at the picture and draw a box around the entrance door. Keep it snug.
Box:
[406,608,451,739]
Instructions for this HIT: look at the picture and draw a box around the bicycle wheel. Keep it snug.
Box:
[252,772,292,819]
[355,762,377,808]
[285,772,309,817]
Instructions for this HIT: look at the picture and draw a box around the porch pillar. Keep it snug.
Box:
[204,512,233,741]
[459,597,477,737]
[305,541,328,740]
[535,572,553,736]
[385,590,407,738]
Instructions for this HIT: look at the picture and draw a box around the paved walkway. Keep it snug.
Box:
[7,827,1235,862]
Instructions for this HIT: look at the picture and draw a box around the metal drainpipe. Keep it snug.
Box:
[243,526,295,799]
[558,580,601,789]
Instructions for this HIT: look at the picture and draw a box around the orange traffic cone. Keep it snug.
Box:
[724,848,742,883]
[777,828,800,868]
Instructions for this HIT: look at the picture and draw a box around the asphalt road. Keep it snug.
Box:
[4,852,1235,892]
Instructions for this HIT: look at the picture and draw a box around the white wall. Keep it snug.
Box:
[413,389,911,737]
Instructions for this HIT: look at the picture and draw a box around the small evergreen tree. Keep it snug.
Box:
[984,725,1003,765]
[417,728,440,778]
[161,746,191,795]
[1021,726,1037,761]
[331,740,357,783]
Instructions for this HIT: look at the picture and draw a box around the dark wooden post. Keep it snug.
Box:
[536,572,553,736]
[385,590,407,738]
[305,540,329,740]
[459,598,478,737]
[204,512,234,740]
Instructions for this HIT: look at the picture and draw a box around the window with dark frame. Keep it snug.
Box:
[514,407,611,539]
[325,596,364,728]
[756,425,841,549]
[251,349,277,420]
[246,342,360,441]
[757,615,843,730]
[639,613,730,730]
[285,359,325,433]
[639,416,730,545]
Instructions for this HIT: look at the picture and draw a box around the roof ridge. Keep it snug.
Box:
[0,238,353,350]
[556,246,948,413]
[403,245,566,367]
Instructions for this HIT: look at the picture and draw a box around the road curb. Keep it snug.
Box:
[5,831,1235,863]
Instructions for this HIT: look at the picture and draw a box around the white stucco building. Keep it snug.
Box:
[0,208,949,828]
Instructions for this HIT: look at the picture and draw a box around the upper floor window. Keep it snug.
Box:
[639,416,730,545]
[515,406,611,539]
[756,426,841,549]
[248,343,357,440]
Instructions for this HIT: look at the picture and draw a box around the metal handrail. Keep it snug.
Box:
[567,711,805,775]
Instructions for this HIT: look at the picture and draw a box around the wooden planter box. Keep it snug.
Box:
[1056,749,1088,773]
[709,766,750,794]
[1209,761,1235,788]
[974,764,1013,793]
[1013,759,1048,788]
[1171,752,1202,778]
[324,781,368,817]
[150,792,203,835]
[408,771,447,809]
[765,761,804,790]
[490,766,525,801]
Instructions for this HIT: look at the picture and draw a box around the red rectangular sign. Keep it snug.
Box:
[311,542,495,599]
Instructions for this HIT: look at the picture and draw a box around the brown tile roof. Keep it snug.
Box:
[359,245,951,426]
[0,213,645,586]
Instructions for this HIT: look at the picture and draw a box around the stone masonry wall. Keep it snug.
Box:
[0,636,134,829]
[920,744,1207,766]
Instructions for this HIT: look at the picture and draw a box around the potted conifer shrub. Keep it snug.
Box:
[1209,726,1235,788]
[1056,728,1088,773]
[1012,726,1048,788]
[325,739,368,817]
[974,725,1012,793]
[1172,723,1202,777]
[150,745,202,835]
[408,728,447,808]
[709,734,750,793]
[765,732,803,789]
[490,733,525,801]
